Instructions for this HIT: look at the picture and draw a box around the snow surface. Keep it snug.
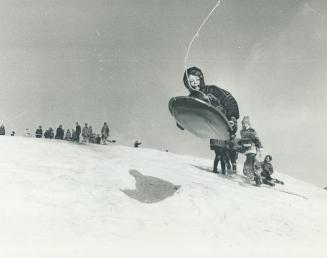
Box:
[0,136,326,258]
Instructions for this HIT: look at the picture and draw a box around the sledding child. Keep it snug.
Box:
[239,116,264,182]
[183,67,239,120]
[183,67,240,175]
[261,155,284,186]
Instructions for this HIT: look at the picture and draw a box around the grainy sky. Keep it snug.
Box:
[0,0,326,186]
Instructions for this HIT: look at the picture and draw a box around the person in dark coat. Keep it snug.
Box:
[134,140,142,148]
[75,122,81,143]
[101,122,110,144]
[95,134,101,144]
[182,67,240,175]
[210,139,227,174]
[225,117,239,173]
[48,127,54,139]
[71,129,77,142]
[55,124,64,140]
[183,67,239,121]
[0,125,5,135]
[260,155,284,186]
[35,125,43,138]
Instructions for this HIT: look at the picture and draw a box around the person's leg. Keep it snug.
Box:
[213,149,219,173]
[231,151,238,172]
[220,151,226,175]
[225,150,231,173]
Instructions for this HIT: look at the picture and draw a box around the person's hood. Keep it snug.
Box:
[183,67,205,91]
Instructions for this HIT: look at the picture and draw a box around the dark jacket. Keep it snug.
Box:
[183,67,239,120]
[55,127,64,140]
[0,126,5,135]
[35,128,43,138]
[76,124,81,135]
[261,161,273,176]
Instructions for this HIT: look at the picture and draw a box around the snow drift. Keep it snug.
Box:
[0,136,326,258]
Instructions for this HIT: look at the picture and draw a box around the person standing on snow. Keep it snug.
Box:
[0,125,5,135]
[210,140,227,174]
[82,123,89,143]
[55,124,64,140]
[71,129,77,142]
[64,129,72,141]
[225,117,239,173]
[88,125,94,143]
[239,116,264,184]
[75,122,81,143]
[35,125,43,138]
[101,122,110,144]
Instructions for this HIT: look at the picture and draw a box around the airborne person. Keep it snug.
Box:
[182,67,240,174]
[183,67,239,121]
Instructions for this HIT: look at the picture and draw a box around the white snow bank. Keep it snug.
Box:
[0,136,326,258]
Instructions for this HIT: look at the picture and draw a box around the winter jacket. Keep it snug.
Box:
[72,131,77,141]
[48,129,54,139]
[101,125,110,137]
[65,131,72,140]
[82,126,89,137]
[55,127,64,140]
[261,161,273,176]
[76,124,81,135]
[183,67,239,120]
[35,128,43,138]
[88,127,93,138]
[239,127,263,154]
[0,126,5,135]
[96,136,101,144]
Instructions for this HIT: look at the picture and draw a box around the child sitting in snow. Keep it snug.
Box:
[260,155,284,186]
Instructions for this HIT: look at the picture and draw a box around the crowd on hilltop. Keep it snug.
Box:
[0,122,112,145]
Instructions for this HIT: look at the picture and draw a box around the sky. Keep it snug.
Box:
[0,0,326,186]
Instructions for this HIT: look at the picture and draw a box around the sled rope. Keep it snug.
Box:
[184,0,222,90]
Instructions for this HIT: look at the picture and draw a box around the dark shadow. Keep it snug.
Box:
[121,169,181,203]
[191,164,213,173]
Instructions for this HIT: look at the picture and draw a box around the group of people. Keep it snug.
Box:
[183,67,283,187]
[0,122,111,145]
[37,122,111,144]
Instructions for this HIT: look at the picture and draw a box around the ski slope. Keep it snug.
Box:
[0,136,326,258]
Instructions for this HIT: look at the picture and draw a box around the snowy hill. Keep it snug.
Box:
[0,136,326,258]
